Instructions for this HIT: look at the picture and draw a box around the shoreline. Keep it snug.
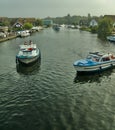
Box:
[0,35,17,43]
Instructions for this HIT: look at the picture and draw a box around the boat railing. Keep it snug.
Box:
[89,52,103,56]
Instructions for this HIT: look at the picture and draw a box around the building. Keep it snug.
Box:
[89,19,98,27]
[13,22,23,28]
[43,20,53,27]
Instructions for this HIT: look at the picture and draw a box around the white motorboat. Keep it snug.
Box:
[20,30,30,37]
[16,41,41,66]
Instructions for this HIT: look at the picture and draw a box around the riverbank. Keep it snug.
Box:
[0,35,17,43]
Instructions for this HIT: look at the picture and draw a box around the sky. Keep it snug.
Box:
[0,0,115,18]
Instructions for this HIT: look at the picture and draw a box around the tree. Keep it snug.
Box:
[97,18,113,40]
[90,26,98,33]
[34,19,43,26]
[23,22,33,30]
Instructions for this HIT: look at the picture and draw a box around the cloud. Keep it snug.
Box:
[0,0,115,18]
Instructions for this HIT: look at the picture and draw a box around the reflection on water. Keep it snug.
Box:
[74,68,113,83]
[16,60,41,75]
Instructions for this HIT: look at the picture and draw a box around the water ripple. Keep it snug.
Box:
[0,29,115,129]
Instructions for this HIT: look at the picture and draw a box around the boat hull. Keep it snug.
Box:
[16,59,41,74]
[16,56,40,66]
[16,50,41,66]
[74,61,115,74]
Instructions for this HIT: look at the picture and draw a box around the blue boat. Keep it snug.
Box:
[16,41,41,66]
[73,52,115,74]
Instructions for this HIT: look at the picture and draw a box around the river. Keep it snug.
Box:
[0,28,115,130]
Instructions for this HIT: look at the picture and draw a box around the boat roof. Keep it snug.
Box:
[88,52,114,59]
[20,44,37,50]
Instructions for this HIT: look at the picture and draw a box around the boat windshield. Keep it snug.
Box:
[87,55,92,59]
[23,51,32,56]
[87,54,100,61]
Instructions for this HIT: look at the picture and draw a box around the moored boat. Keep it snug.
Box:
[52,24,60,31]
[16,41,41,66]
[107,35,115,42]
[73,52,115,74]
[20,30,30,37]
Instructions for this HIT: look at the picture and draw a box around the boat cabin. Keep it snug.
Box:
[100,54,115,62]
[87,52,115,62]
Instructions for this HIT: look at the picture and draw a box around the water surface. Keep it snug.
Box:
[0,28,115,130]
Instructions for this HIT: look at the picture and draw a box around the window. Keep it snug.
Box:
[102,57,110,61]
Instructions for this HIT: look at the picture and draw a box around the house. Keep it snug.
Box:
[43,20,53,27]
[89,19,98,27]
[13,22,23,28]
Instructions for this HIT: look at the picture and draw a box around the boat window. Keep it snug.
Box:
[87,55,92,59]
[101,57,110,61]
[87,54,100,61]
[23,51,32,56]
[94,58,99,61]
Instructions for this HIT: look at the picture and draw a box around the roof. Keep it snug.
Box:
[13,22,23,27]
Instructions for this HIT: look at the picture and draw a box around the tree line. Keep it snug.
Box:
[44,14,114,40]
[0,15,114,40]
